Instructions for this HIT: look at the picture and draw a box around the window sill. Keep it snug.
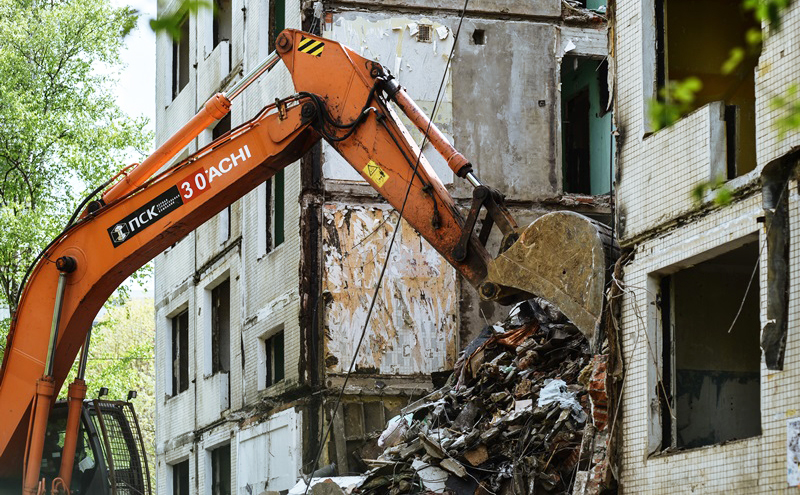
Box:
[648,434,761,460]
[257,242,286,262]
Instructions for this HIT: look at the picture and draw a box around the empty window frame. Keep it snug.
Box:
[172,459,190,495]
[654,0,759,175]
[656,239,761,451]
[211,279,231,374]
[171,16,191,100]
[267,0,286,53]
[209,443,231,495]
[264,331,285,387]
[561,57,612,195]
[171,310,190,395]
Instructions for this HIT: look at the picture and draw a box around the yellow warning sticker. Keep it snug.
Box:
[363,160,390,187]
[297,36,325,57]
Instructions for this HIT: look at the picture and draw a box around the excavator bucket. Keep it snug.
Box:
[483,211,617,339]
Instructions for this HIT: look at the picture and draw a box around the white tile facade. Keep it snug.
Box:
[615,0,800,492]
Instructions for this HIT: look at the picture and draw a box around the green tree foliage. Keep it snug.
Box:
[60,298,156,484]
[0,0,151,348]
[149,0,212,39]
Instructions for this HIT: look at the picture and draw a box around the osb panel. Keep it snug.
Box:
[323,203,458,375]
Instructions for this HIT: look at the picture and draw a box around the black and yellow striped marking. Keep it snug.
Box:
[298,36,325,57]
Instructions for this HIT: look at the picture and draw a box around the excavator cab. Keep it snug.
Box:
[37,399,151,495]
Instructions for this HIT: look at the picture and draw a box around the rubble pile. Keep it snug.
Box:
[355,298,609,495]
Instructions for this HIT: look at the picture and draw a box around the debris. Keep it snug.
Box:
[288,477,365,495]
[349,298,615,494]
[377,414,410,448]
[412,459,448,492]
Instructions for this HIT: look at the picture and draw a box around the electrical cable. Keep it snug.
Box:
[302,2,471,492]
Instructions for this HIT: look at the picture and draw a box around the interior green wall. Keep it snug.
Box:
[561,57,613,195]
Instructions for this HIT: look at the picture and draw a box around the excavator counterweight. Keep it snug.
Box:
[0,29,616,492]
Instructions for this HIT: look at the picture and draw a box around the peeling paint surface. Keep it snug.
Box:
[323,204,458,375]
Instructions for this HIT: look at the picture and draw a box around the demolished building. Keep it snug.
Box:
[152,0,613,493]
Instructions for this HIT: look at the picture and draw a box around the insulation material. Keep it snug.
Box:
[789,418,800,487]
[323,204,458,375]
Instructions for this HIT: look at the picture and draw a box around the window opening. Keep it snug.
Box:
[561,56,613,195]
[264,331,284,387]
[172,459,190,495]
[657,239,761,451]
[172,310,189,395]
[268,0,286,53]
[171,16,190,100]
[655,0,759,175]
[472,29,485,45]
[210,443,231,495]
[211,279,230,374]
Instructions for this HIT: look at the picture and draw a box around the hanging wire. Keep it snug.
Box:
[302,2,471,492]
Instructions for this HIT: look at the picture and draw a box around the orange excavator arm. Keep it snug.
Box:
[0,29,613,491]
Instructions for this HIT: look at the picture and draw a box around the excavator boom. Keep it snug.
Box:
[0,30,615,490]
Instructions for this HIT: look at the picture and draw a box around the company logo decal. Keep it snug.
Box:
[107,186,184,247]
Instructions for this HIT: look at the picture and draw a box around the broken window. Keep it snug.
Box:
[264,331,284,387]
[171,459,190,495]
[267,0,285,53]
[211,279,231,374]
[171,310,189,395]
[657,238,761,451]
[561,57,612,195]
[654,0,759,176]
[210,443,231,495]
[171,16,190,100]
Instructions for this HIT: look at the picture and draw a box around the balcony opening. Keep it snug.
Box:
[213,0,232,48]
[657,238,761,451]
[561,57,612,195]
[655,0,759,176]
[267,0,285,53]
[171,459,189,495]
[171,310,189,395]
[264,330,284,387]
[211,279,230,374]
[209,443,231,495]
[171,16,190,100]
